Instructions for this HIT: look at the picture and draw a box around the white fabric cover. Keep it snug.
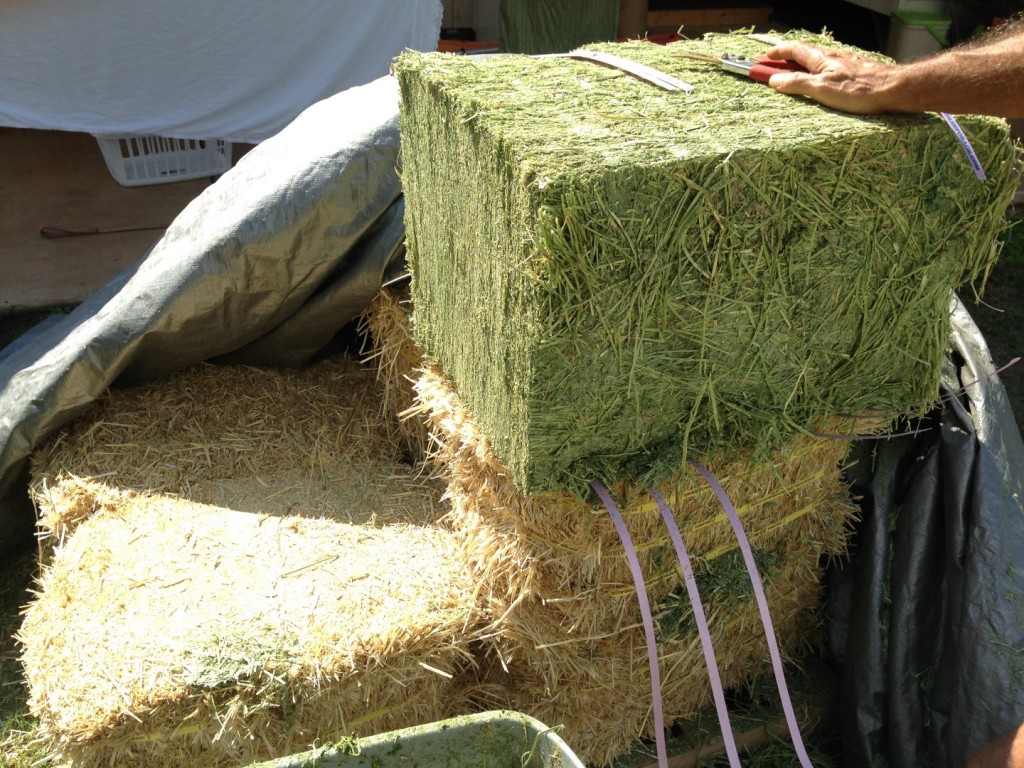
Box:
[0,0,441,143]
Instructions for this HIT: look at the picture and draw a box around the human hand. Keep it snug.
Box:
[762,41,901,115]
[966,722,1024,768]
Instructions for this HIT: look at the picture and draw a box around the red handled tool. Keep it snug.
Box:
[678,52,808,83]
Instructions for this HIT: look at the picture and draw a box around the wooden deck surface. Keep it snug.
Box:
[0,127,233,311]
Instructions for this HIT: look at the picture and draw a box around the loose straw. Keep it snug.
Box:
[592,479,668,768]
[650,486,741,768]
[689,460,814,768]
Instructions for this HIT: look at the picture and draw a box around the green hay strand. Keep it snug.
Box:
[395,33,1021,497]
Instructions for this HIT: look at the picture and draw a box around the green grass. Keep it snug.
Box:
[0,547,48,768]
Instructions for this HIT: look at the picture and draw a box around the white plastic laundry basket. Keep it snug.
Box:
[93,134,232,187]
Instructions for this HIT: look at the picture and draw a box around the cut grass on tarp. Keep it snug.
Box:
[394,31,1021,496]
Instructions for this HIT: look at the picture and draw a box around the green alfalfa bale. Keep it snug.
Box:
[393,32,1020,497]
[499,0,620,55]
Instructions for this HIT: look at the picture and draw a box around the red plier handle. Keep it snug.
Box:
[749,55,807,83]
[719,53,808,83]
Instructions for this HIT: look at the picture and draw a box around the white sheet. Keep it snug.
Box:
[0,0,441,143]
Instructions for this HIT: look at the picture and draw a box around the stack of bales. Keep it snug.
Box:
[363,287,865,762]
[385,31,1019,761]
[22,359,483,768]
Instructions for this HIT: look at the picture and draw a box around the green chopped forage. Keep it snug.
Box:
[395,33,1021,496]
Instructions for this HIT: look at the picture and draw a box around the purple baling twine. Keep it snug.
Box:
[940,112,987,180]
[689,460,815,768]
[592,479,669,768]
[649,487,742,767]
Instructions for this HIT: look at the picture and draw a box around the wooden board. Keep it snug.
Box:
[0,128,247,311]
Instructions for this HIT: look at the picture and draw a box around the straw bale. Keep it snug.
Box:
[362,286,867,764]
[23,357,482,767]
[424,383,850,766]
[496,548,826,765]
[30,357,434,549]
[394,32,1021,496]
[20,495,478,768]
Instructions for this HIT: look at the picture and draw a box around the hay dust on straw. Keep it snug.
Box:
[22,357,484,768]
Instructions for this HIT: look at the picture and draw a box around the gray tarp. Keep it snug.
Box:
[0,75,406,547]
[1,72,1022,767]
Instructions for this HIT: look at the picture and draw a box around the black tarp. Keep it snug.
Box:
[829,299,1024,767]
[1,74,1021,766]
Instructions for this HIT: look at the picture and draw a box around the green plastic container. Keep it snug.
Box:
[888,9,951,60]
[246,711,586,768]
